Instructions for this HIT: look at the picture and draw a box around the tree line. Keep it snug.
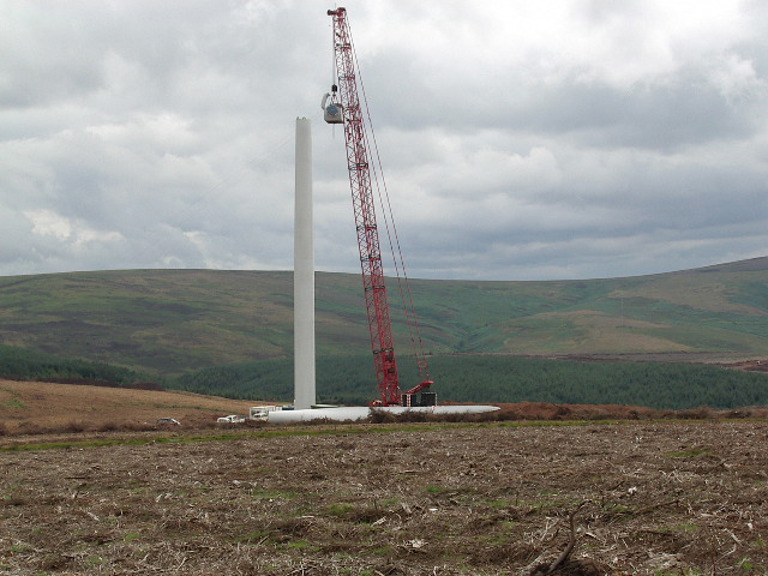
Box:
[173,353,768,410]
[3,343,766,410]
[0,345,151,388]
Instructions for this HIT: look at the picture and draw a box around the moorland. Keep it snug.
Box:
[1,257,768,407]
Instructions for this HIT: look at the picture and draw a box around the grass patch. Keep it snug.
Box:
[663,522,701,534]
[2,398,27,409]
[325,502,356,517]
[666,446,712,458]
[234,530,270,544]
[485,498,517,509]
[425,485,451,495]
[286,539,316,550]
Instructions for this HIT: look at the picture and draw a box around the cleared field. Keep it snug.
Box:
[1,419,766,575]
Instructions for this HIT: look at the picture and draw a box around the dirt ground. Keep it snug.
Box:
[1,419,767,575]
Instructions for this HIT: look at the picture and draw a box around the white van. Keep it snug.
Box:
[248,405,282,421]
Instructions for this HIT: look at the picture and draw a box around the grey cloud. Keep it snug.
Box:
[1,0,766,281]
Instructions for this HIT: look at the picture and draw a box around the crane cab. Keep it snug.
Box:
[322,91,344,124]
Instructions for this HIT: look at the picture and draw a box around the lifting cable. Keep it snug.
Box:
[346,17,431,381]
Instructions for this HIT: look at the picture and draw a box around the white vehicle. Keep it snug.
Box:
[216,414,245,424]
[248,405,282,421]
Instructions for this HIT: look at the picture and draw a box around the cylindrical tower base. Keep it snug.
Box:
[294,117,316,410]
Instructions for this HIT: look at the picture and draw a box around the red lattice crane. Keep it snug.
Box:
[324,7,433,407]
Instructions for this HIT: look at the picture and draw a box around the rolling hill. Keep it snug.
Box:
[1,257,767,378]
[1,257,768,408]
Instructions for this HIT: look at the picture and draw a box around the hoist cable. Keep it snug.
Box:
[346,16,430,381]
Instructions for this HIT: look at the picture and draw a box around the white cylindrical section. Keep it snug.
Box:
[268,405,500,424]
[294,117,316,410]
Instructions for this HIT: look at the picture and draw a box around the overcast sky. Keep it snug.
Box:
[2,0,767,281]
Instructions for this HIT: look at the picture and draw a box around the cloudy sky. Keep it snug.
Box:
[2,0,767,281]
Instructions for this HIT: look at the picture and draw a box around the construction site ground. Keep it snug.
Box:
[2,416,767,575]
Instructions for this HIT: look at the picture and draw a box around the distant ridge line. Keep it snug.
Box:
[676,256,768,275]
[1,256,766,283]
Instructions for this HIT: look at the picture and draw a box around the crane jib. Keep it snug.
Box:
[325,7,434,408]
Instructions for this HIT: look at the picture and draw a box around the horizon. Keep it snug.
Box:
[1,254,765,284]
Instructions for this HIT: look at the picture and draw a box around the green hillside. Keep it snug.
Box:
[2,258,767,376]
[2,258,768,408]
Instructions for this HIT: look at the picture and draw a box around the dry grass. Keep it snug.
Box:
[0,379,257,435]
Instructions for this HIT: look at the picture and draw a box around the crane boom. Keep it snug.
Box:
[325,7,432,407]
[327,6,399,406]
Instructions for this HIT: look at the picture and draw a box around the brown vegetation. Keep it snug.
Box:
[720,358,768,373]
[3,379,768,439]
[0,379,256,435]
[1,380,767,575]
[1,419,767,575]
